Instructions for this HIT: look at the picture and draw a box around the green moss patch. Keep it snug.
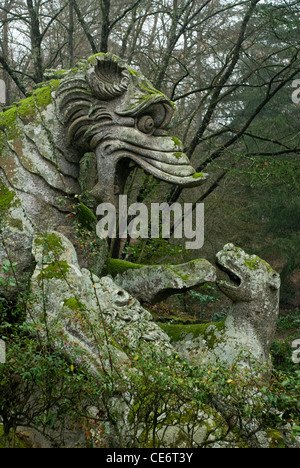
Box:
[265,429,285,448]
[160,321,225,347]
[0,80,60,142]
[0,182,16,213]
[172,137,181,148]
[193,172,205,179]
[63,297,85,311]
[104,258,145,277]
[0,425,31,448]
[77,202,97,231]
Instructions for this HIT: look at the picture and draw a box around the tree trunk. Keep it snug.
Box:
[70,0,98,54]
[68,1,75,68]
[100,0,111,53]
[26,0,43,83]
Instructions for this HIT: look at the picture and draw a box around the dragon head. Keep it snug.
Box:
[57,53,207,204]
[216,243,281,302]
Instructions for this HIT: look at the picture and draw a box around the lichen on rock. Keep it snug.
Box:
[113,259,216,304]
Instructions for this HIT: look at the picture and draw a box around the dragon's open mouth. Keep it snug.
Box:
[216,261,242,289]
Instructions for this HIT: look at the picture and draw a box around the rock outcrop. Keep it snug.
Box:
[113,259,216,304]
[28,231,172,376]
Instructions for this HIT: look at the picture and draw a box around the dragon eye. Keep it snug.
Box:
[137,115,155,134]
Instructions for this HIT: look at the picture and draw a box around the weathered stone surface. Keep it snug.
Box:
[170,244,280,366]
[28,231,172,376]
[113,259,216,304]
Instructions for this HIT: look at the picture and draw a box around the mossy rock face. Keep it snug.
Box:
[77,202,97,231]
[103,258,145,276]
[113,259,216,304]
[0,181,16,213]
[0,80,60,143]
[265,429,286,448]
[160,321,226,350]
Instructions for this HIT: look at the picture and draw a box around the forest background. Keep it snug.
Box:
[0,0,299,317]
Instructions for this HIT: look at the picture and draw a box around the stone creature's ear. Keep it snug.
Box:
[86,55,130,101]
[268,271,281,291]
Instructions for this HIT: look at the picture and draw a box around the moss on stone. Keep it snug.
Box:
[265,429,285,448]
[160,320,225,348]
[7,217,23,231]
[0,182,16,212]
[104,258,144,277]
[172,137,181,148]
[87,52,107,65]
[173,152,183,160]
[63,297,84,311]
[193,172,204,179]
[244,256,260,270]
[165,265,189,281]
[139,81,165,97]
[0,80,60,142]
[0,106,20,142]
[77,202,97,231]
[0,425,31,448]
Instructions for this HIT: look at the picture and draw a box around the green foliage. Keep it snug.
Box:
[37,261,71,280]
[277,309,300,331]
[34,232,64,257]
[0,326,101,448]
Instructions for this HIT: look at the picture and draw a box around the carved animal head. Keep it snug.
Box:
[57,53,207,203]
[216,243,281,302]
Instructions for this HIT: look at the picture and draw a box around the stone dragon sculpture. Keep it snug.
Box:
[172,244,281,366]
[0,53,206,293]
[0,53,284,447]
[0,53,280,370]
[215,244,281,363]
